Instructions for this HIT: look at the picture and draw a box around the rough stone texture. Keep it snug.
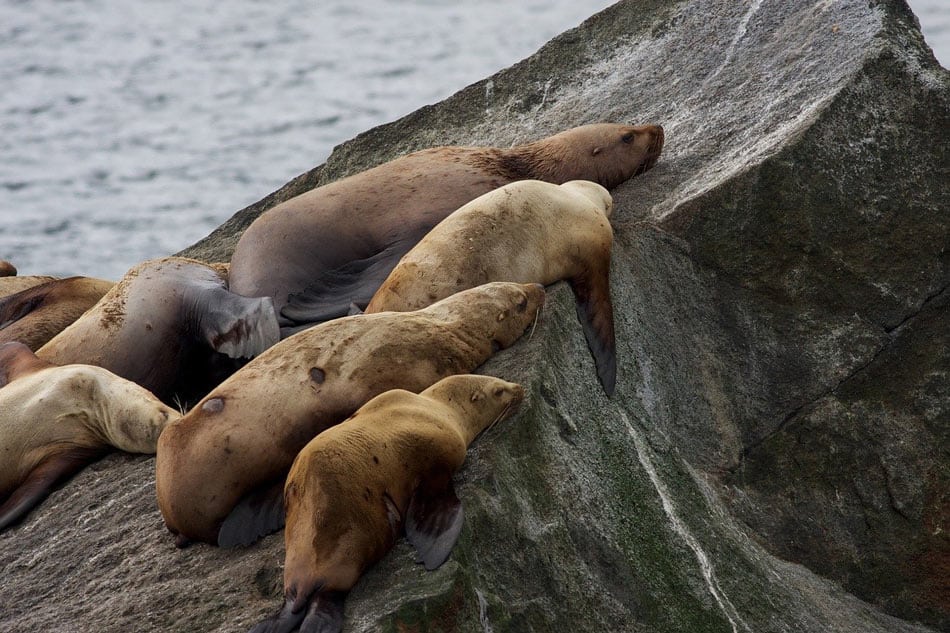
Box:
[1,0,947,632]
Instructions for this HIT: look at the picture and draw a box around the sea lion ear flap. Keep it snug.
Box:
[405,480,465,571]
[592,146,603,156]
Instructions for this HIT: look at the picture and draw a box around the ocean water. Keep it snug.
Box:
[0,0,946,280]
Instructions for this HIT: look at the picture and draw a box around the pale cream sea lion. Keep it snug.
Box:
[230,123,663,331]
[0,342,180,531]
[0,276,115,350]
[156,281,545,547]
[37,257,279,405]
[249,374,524,633]
[365,179,617,395]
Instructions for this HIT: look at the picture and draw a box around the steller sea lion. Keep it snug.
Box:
[37,257,279,405]
[155,281,545,548]
[248,374,524,633]
[364,179,617,395]
[0,260,16,277]
[229,123,663,332]
[0,342,180,531]
[0,276,115,350]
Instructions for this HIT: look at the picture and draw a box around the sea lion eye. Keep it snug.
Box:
[621,132,634,144]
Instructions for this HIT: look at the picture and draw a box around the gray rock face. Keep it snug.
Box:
[1,1,947,632]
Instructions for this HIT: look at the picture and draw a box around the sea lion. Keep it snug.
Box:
[0,260,16,277]
[229,123,663,330]
[364,179,617,395]
[0,276,115,350]
[37,257,279,405]
[0,342,180,531]
[249,374,524,633]
[156,281,545,548]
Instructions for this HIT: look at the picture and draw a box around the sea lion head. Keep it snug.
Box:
[425,374,525,444]
[84,365,182,452]
[533,123,664,190]
[428,282,546,352]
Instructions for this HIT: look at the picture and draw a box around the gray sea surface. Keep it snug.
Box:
[0,0,947,280]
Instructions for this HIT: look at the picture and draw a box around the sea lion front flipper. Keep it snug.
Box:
[405,480,465,571]
[217,479,286,548]
[0,341,57,388]
[248,596,306,633]
[195,288,280,359]
[570,266,617,397]
[0,444,108,531]
[0,286,45,330]
[281,238,416,326]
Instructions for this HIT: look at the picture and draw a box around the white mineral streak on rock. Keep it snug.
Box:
[621,411,751,633]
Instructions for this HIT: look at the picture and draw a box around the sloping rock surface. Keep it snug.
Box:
[1,1,947,632]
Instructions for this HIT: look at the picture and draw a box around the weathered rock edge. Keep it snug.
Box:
[0,1,946,632]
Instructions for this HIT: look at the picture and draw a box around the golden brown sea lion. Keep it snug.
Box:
[249,374,524,633]
[0,260,16,277]
[0,276,115,350]
[0,342,180,531]
[230,123,663,331]
[156,281,545,548]
[365,179,617,395]
[37,257,279,405]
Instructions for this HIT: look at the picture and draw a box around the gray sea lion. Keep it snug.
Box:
[0,342,180,531]
[155,281,545,547]
[37,257,279,405]
[0,276,115,350]
[249,374,524,633]
[364,179,617,395]
[230,123,663,332]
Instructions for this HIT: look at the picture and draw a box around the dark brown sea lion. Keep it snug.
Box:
[0,260,16,277]
[155,281,545,548]
[249,374,524,633]
[37,257,279,404]
[0,342,180,531]
[230,123,663,332]
[365,179,617,395]
[0,276,114,350]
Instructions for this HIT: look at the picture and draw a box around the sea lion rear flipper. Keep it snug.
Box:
[250,591,345,633]
[0,444,107,531]
[280,239,415,326]
[405,480,464,571]
[196,288,280,359]
[570,267,617,397]
[217,479,286,548]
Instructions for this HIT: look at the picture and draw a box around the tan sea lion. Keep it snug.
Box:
[37,257,279,405]
[156,281,545,548]
[0,276,115,350]
[229,123,663,331]
[0,342,180,531]
[249,374,524,633]
[0,260,16,277]
[364,179,617,395]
